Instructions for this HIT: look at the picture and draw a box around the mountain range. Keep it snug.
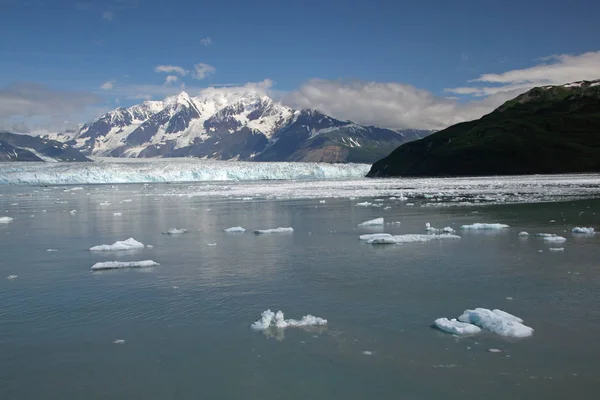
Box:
[0,131,90,162]
[44,91,433,163]
[367,79,600,177]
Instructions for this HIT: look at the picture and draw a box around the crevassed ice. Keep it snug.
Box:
[458,308,533,338]
[358,217,384,227]
[434,318,481,335]
[254,227,294,234]
[250,310,327,331]
[89,238,145,251]
[90,260,159,270]
[461,223,509,230]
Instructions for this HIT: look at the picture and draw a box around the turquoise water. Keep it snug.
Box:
[1,183,599,399]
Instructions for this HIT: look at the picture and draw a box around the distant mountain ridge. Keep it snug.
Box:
[367,79,600,177]
[45,90,433,163]
[0,131,91,162]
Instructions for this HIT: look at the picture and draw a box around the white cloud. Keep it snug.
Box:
[446,51,600,96]
[164,75,179,85]
[100,80,115,90]
[200,37,212,47]
[192,63,216,80]
[154,65,189,76]
[102,11,113,21]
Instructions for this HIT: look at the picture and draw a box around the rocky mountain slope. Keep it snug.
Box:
[367,80,600,177]
[0,131,91,162]
[45,91,432,163]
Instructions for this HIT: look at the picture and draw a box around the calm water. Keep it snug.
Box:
[1,183,600,399]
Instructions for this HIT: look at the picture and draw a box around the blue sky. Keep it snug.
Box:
[1,0,599,132]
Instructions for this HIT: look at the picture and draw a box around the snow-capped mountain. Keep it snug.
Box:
[46,90,433,163]
[0,131,90,162]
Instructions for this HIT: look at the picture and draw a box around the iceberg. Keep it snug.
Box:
[458,308,533,338]
[0,159,370,185]
[250,310,327,331]
[254,227,294,234]
[0,216,14,223]
[358,217,384,227]
[224,226,246,233]
[543,235,567,243]
[572,227,595,234]
[434,318,481,335]
[90,238,145,251]
[366,234,461,244]
[90,260,159,271]
[461,223,509,230]
[163,228,187,234]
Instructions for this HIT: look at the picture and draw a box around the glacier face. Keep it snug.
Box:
[0,159,371,185]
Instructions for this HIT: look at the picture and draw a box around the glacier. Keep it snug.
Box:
[0,159,370,185]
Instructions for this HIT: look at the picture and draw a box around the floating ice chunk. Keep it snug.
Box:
[461,223,509,230]
[358,217,384,227]
[7,275,18,280]
[543,235,567,243]
[0,216,14,223]
[69,210,77,215]
[251,309,327,330]
[46,249,58,252]
[113,339,125,344]
[99,202,111,206]
[113,212,122,216]
[572,227,594,234]
[91,260,159,271]
[366,234,461,244]
[405,203,415,206]
[518,232,529,236]
[224,226,246,233]
[122,199,132,203]
[90,238,145,251]
[356,202,372,207]
[488,348,502,353]
[549,247,565,251]
[163,228,187,234]
[207,243,217,246]
[426,223,455,233]
[535,233,554,237]
[458,308,533,338]
[146,245,154,248]
[434,318,481,335]
[362,351,373,356]
[254,227,294,234]
[359,233,393,241]
[319,200,326,204]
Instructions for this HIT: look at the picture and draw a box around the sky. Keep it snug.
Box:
[1,0,599,133]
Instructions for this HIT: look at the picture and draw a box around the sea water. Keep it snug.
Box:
[1,179,600,399]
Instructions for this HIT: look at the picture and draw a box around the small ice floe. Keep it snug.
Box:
[146,245,154,248]
[364,233,462,244]
[425,223,455,233]
[207,243,217,246]
[69,210,77,215]
[224,226,246,233]
[405,203,415,206]
[488,348,502,353]
[518,232,530,237]
[543,235,567,243]
[461,223,509,230]
[99,202,111,206]
[362,351,373,356]
[434,318,481,335]
[6,275,18,280]
[359,233,393,241]
[358,217,384,227]
[319,200,326,204]
[254,227,294,234]
[46,249,58,252]
[121,199,132,203]
[389,221,402,225]
[458,308,533,338]
[251,310,327,330]
[91,260,159,271]
[163,228,188,235]
[90,238,145,251]
[0,216,14,224]
[549,247,565,252]
[572,227,595,234]
[113,339,125,344]
[356,202,372,207]
[113,212,122,216]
